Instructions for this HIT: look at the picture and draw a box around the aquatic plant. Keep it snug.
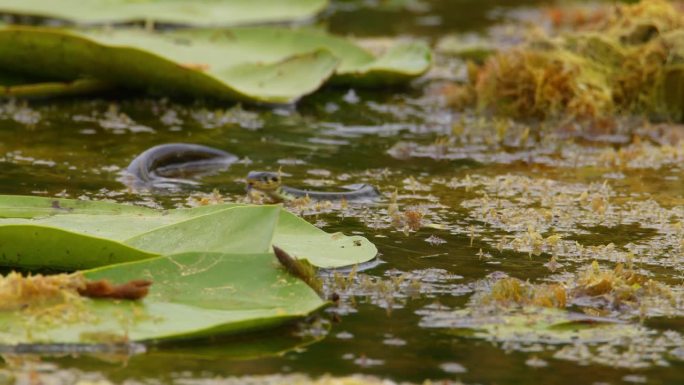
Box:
[458,0,684,122]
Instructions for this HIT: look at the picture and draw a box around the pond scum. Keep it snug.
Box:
[0,272,87,312]
[2,0,684,382]
[476,260,677,317]
[244,139,684,369]
[449,0,684,122]
[0,271,153,342]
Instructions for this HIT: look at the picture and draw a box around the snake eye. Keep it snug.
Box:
[271,176,279,182]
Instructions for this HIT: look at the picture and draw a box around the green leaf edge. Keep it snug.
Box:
[0,26,341,104]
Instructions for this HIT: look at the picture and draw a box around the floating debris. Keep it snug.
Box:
[0,272,86,312]
[0,272,152,313]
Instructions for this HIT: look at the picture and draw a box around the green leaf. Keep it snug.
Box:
[333,41,433,85]
[0,26,431,102]
[0,71,114,98]
[0,78,114,99]
[0,252,326,344]
[272,209,377,268]
[0,195,157,218]
[0,196,377,269]
[0,26,340,104]
[123,205,280,255]
[0,0,329,26]
[0,225,159,270]
[0,71,37,87]
[170,28,432,85]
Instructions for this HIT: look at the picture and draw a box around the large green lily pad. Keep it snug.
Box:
[0,26,431,103]
[0,196,377,269]
[0,251,326,345]
[0,26,339,104]
[0,0,328,26]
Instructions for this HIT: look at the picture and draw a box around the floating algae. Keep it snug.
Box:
[418,263,684,369]
[0,272,87,312]
[455,0,684,122]
[470,260,680,319]
[0,271,151,317]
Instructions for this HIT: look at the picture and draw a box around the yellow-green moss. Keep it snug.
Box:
[468,0,684,121]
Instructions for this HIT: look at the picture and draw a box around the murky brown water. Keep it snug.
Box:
[2,1,684,384]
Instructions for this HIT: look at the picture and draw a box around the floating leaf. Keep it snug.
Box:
[0,196,377,269]
[0,252,326,345]
[0,71,113,98]
[0,26,431,103]
[170,28,432,85]
[0,224,159,270]
[0,78,114,99]
[332,41,432,86]
[272,210,377,268]
[0,195,156,218]
[0,26,339,104]
[0,0,328,27]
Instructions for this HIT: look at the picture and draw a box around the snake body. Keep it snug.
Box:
[125,143,380,201]
[282,184,380,202]
[124,143,238,187]
[246,171,380,202]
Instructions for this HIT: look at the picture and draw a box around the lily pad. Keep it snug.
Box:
[0,0,328,27]
[0,251,326,345]
[0,195,156,218]
[169,28,432,85]
[0,196,377,269]
[0,71,114,98]
[0,26,339,104]
[0,26,431,103]
[0,78,114,99]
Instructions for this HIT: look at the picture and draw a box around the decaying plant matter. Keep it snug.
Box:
[476,260,677,317]
[0,271,151,312]
[456,0,684,122]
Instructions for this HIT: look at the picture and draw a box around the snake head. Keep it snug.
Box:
[246,171,282,192]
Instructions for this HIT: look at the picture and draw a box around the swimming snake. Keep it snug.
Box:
[125,143,380,201]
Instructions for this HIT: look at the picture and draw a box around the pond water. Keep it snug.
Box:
[1,0,684,384]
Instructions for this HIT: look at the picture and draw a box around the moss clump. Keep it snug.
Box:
[466,0,684,121]
[476,260,676,317]
[474,47,613,120]
[0,271,86,311]
[481,277,567,308]
[573,260,675,309]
